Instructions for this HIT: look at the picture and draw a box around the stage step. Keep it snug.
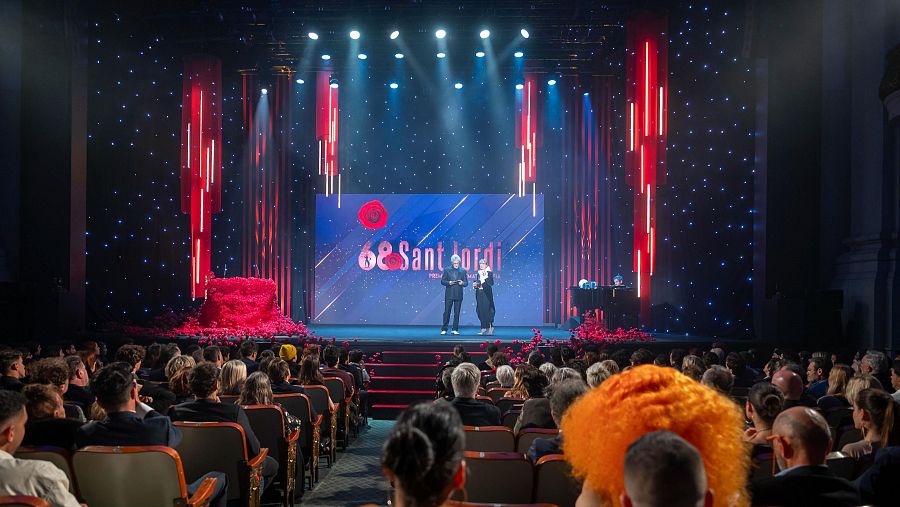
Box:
[369,376,436,390]
[369,363,442,377]
[370,403,410,420]
[368,389,436,405]
[381,350,488,364]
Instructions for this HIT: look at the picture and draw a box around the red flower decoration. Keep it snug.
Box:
[385,253,404,271]
[358,200,388,229]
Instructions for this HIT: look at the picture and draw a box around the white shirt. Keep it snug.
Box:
[0,449,81,507]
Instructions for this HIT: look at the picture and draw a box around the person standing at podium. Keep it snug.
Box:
[474,259,495,335]
[440,254,467,335]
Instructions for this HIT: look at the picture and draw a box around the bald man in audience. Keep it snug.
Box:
[620,430,712,507]
[750,407,860,506]
[772,369,816,409]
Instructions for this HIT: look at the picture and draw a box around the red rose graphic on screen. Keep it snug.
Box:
[358,200,388,229]
[385,253,404,271]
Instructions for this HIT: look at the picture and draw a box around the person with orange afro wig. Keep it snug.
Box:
[562,364,750,507]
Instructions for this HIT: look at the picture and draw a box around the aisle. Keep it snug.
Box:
[300,421,394,506]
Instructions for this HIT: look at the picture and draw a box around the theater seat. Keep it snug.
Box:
[487,388,511,402]
[825,451,855,480]
[244,404,302,506]
[274,393,322,488]
[533,454,581,507]
[72,445,218,507]
[495,398,526,415]
[174,421,268,505]
[0,497,51,507]
[14,446,76,495]
[219,394,239,404]
[303,385,337,466]
[464,426,516,452]
[446,502,557,507]
[454,451,533,504]
[515,428,560,454]
[323,377,351,450]
[502,410,522,430]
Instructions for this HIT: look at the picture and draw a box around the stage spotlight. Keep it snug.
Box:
[514,51,524,58]
[547,79,557,86]
[261,88,268,95]
[454,82,463,89]
[331,82,339,89]
[357,53,367,60]
[321,54,331,60]
[296,78,305,84]
[520,29,530,39]
[475,51,485,58]
[516,83,524,90]
[329,76,339,89]
[480,29,490,39]
[583,91,589,96]
[308,32,319,40]
[389,82,399,89]
[390,30,400,40]
[436,52,446,59]
[394,53,404,59]
[435,29,446,39]
[349,30,360,40]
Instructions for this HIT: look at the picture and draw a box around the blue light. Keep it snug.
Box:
[475,51,485,58]
[514,51,524,58]
[330,82,339,89]
[349,30,360,40]
[435,29,447,39]
[260,88,268,95]
[357,53,367,60]
[308,32,319,40]
[394,53,404,59]
[389,82,399,89]
[583,91,589,96]
[547,79,557,86]
[480,29,490,39]
[515,83,524,90]
[321,54,331,60]
[454,82,463,90]
[436,52,446,59]
[520,29,530,38]
[295,78,305,84]
[390,30,400,40]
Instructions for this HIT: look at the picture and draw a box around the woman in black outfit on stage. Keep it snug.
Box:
[474,258,495,335]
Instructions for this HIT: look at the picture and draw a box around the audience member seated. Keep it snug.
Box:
[890,359,900,402]
[504,364,549,400]
[438,366,455,400]
[743,382,784,446]
[841,388,900,459]
[586,362,612,388]
[493,364,514,389]
[114,344,176,414]
[219,359,247,396]
[168,362,278,491]
[296,355,336,413]
[62,355,94,409]
[146,343,180,381]
[853,445,900,505]
[681,355,706,381]
[348,349,370,384]
[806,356,832,399]
[477,344,499,371]
[202,345,224,368]
[619,431,713,507]
[701,365,734,395]
[269,359,306,395]
[562,365,748,507]
[0,349,26,392]
[771,370,816,409]
[749,407,860,506]
[817,364,853,412]
[165,355,196,386]
[321,345,356,395]
[538,361,558,379]
[21,384,82,450]
[167,366,194,405]
[0,391,81,507]
[278,344,300,377]
[379,400,464,507]
[29,358,84,421]
[239,340,259,374]
[727,352,757,388]
[860,351,892,393]
[449,363,500,426]
[515,367,581,433]
[527,379,587,463]
[239,372,304,433]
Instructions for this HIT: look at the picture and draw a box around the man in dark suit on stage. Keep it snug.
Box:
[449,363,500,426]
[440,254,467,335]
[749,406,860,506]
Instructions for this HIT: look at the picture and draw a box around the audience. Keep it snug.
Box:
[379,400,465,507]
[115,344,175,413]
[168,362,278,491]
[585,361,612,388]
[806,356,832,399]
[239,340,259,374]
[495,364,515,388]
[146,343,179,381]
[749,407,860,506]
[21,383,82,450]
[219,358,248,396]
[63,355,94,409]
[449,362,500,426]
[322,345,356,394]
[771,369,816,409]
[743,382,784,445]
[269,358,306,394]
[0,349,26,391]
[504,364,549,400]
[562,365,748,507]
[620,431,713,507]
[527,379,587,463]
[202,345,224,368]
[0,390,82,506]
[515,367,580,433]
[891,359,900,402]
[818,363,854,412]
[296,355,336,412]
[701,364,734,395]
[841,387,900,459]
[861,351,891,391]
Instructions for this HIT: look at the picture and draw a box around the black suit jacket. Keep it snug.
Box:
[441,267,468,301]
[854,446,900,506]
[146,367,167,382]
[514,398,556,433]
[64,384,95,409]
[240,358,259,374]
[76,410,181,448]
[272,381,306,395]
[0,376,24,392]
[24,417,84,450]
[339,363,365,390]
[750,465,861,506]
[450,397,501,427]
[527,435,562,463]
[138,379,177,414]
[168,399,262,457]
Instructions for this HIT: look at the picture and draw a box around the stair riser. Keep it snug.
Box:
[381,351,488,364]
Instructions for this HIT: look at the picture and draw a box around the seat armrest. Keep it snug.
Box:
[312,414,323,427]
[247,447,269,468]
[186,476,218,507]
[287,429,301,444]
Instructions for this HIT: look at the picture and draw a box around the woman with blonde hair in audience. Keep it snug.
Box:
[167,367,194,404]
[598,359,619,375]
[844,374,884,408]
[586,362,612,388]
[219,359,247,396]
[562,365,749,507]
[842,388,900,459]
[239,371,303,433]
[817,363,854,411]
[164,354,195,381]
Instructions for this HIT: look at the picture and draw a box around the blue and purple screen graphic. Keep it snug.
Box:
[315,194,544,326]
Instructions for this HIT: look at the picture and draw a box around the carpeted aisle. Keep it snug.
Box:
[299,420,394,506]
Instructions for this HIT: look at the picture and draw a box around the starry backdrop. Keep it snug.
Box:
[83,2,755,337]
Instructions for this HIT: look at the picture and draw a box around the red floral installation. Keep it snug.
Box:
[385,252,404,270]
[358,200,388,229]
